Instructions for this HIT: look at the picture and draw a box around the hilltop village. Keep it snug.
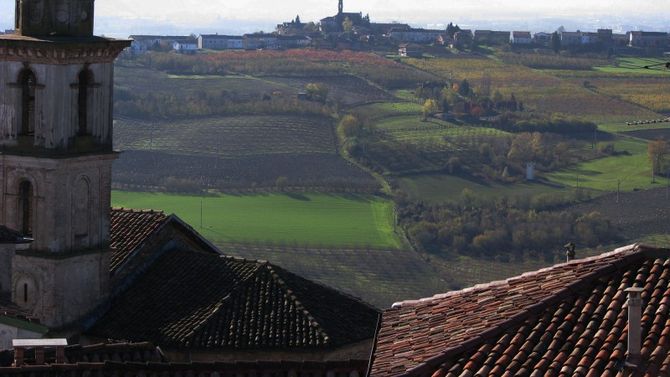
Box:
[117,0,670,55]
[1,0,670,376]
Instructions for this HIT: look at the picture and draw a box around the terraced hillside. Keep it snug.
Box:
[271,75,395,106]
[113,115,377,190]
[404,57,661,123]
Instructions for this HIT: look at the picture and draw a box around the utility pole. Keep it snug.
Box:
[652,156,657,184]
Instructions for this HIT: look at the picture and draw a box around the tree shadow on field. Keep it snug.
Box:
[285,192,311,201]
[323,193,371,203]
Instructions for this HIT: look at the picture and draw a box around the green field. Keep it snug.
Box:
[353,102,422,120]
[111,191,403,249]
[594,57,670,76]
[547,137,670,191]
[598,121,670,133]
[397,174,566,204]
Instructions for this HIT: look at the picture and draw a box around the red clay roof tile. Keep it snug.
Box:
[109,208,169,272]
[370,244,670,377]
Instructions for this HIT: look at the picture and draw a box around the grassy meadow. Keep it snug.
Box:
[594,57,670,75]
[111,191,404,250]
[546,137,670,192]
[397,174,567,204]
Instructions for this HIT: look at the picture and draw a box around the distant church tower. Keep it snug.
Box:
[338,0,344,15]
[0,0,129,327]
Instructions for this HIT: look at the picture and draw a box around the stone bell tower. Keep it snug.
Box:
[0,0,129,328]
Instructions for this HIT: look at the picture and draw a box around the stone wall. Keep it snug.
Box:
[0,61,114,149]
[12,249,110,328]
[0,154,114,253]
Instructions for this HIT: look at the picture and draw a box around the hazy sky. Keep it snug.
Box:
[2,0,670,35]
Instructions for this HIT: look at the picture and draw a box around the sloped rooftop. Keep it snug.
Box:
[89,248,380,350]
[109,208,169,272]
[369,244,670,377]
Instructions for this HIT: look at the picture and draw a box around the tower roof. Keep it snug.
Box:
[15,0,95,38]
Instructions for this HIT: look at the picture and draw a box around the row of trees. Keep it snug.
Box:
[114,89,333,119]
[499,52,609,70]
[399,191,618,258]
[648,139,670,177]
[417,80,524,120]
[341,114,603,182]
[489,112,598,134]
[131,51,433,90]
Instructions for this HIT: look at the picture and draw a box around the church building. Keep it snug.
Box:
[320,0,369,33]
[0,0,379,366]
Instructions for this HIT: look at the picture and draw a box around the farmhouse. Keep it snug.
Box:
[629,31,670,48]
[560,31,582,46]
[277,35,312,49]
[388,28,445,44]
[510,31,532,45]
[172,38,198,54]
[474,30,511,45]
[613,33,629,46]
[533,32,552,46]
[370,22,411,35]
[198,34,244,50]
[369,244,670,377]
[0,0,380,369]
[243,33,279,49]
[129,35,193,54]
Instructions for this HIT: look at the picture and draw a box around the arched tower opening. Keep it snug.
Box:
[18,180,33,237]
[78,68,93,136]
[18,68,36,137]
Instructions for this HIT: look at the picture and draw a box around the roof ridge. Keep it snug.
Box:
[184,262,268,346]
[396,247,646,377]
[391,243,641,309]
[111,207,166,215]
[219,254,270,265]
[264,264,331,345]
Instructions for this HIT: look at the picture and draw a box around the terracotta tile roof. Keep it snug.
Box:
[369,244,670,377]
[109,208,169,272]
[0,342,164,366]
[89,249,380,350]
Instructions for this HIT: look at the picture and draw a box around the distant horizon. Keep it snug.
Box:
[2,0,670,38]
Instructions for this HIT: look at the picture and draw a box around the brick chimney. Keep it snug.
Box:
[625,287,644,368]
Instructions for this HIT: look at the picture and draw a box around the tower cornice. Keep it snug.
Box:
[0,35,130,64]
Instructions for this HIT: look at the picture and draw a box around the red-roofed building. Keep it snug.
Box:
[369,244,670,377]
